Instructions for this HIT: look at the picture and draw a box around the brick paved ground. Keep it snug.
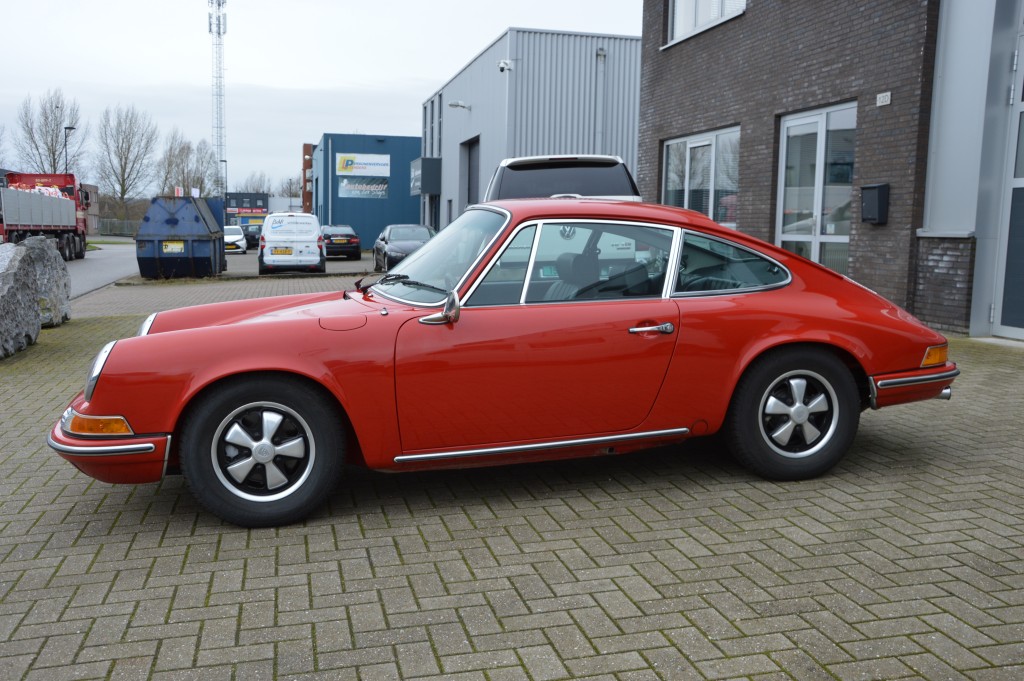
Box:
[2,276,1023,680]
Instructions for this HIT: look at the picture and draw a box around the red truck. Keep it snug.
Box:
[0,172,91,260]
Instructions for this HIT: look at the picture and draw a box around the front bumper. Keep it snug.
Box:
[869,363,960,409]
[47,422,170,484]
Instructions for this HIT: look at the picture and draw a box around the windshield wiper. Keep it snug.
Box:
[362,272,448,296]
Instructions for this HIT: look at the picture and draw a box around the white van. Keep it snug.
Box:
[258,212,326,275]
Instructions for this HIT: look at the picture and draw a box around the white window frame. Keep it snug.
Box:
[666,0,746,46]
[661,126,740,228]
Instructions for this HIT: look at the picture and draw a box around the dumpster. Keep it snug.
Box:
[136,197,225,279]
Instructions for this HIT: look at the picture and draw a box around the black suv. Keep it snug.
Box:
[483,155,641,202]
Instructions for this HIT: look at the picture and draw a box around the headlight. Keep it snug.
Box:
[84,341,116,401]
[138,313,157,336]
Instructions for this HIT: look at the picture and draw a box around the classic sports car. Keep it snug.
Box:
[48,199,959,527]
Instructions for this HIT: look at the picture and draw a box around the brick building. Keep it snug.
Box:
[638,0,1023,339]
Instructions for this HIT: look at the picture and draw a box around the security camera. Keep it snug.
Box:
[497,59,512,73]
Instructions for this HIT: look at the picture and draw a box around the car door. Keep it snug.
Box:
[393,220,679,453]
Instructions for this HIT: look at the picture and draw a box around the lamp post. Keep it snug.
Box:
[63,126,76,173]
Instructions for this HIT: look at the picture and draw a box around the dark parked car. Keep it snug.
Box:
[241,223,262,248]
[323,225,361,259]
[373,224,434,271]
[483,154,641,202]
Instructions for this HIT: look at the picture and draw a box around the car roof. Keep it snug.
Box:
[498,154,625,168]
[477,198,777,253]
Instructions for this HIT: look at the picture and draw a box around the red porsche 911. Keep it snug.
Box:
[48,199,959,527]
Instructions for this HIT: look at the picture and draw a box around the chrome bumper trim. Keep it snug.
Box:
[47,434,157,456]
[875,368,961,390]
[394,427,690,464]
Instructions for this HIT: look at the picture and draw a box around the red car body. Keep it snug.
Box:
[48,200,958,526]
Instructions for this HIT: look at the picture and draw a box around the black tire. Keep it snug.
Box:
[179,376,345,527]
[725,347,859,480]
[74,235,86,259]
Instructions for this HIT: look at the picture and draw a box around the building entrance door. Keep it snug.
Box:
[776,104,856,275]
[994,34,1024,340]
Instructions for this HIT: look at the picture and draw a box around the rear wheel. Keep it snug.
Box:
[725,348,859,480]
[180,377,345,527]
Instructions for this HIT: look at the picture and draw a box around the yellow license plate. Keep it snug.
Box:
[162,241,185,254]
[271,247,293,255]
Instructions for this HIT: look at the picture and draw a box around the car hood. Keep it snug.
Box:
[147,291,377,335]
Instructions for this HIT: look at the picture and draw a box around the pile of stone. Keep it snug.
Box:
[0,236,71,359]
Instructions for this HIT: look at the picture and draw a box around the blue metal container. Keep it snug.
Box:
[136,197,225,279]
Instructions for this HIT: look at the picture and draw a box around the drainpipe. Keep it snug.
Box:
[595,47,607,154]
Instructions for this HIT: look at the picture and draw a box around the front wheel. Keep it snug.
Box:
[725,348,860,480]
[179,377,345,526]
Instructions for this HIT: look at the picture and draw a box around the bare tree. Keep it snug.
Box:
[155,128,220,197]
[236,171,272,194]
[94,105,160,218]
[14,89,88,174]
[0,124,8,168]
[275,174,301,197]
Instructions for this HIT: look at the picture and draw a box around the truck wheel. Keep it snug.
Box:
[725,347,859,481]
[179,376,345,527]
[74,235,86,259]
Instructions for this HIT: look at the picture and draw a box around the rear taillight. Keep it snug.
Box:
[259,235,265,251]
[351,237,360,244]
[318,235,324,249]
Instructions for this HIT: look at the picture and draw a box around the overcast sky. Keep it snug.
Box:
[0,1,642,192]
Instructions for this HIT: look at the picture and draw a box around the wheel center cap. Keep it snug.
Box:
[253,442,275,463]
[791,405,809,423]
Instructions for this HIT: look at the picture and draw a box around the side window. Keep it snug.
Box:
[676,233,788,294]
[526,223,673,302]
[465,226,536,307]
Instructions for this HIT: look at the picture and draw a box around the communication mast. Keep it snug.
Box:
[209,0,227,192]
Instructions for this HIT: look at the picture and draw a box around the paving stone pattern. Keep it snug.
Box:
[1,276,1023,679]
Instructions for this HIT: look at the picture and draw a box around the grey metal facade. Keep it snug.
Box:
[420,28,640,228]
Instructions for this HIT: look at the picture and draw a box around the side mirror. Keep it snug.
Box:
[418,291,461,325]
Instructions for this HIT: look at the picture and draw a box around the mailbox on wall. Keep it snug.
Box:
[861,183,890,225]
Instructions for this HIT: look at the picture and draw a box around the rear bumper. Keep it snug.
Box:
[869,363,960,409]
[47,423,170,484]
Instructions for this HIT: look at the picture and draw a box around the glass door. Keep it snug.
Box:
[776,104,856,274]
[994,34,1024,339]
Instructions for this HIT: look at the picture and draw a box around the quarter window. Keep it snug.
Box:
[669,0,746,43]
[663,127,740,227]
[675,232,788,294]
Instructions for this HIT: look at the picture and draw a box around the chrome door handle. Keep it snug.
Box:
[628,322,675,334]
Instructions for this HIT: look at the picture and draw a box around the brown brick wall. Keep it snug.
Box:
[639,0,957,325]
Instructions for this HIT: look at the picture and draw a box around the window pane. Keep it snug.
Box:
[781,122,817,234]
[663,141,687,208]
[677,233,787,293]
[688,144,711,216]
[820,242,849,275]
[714,130,739,225]
[696,0,720,26]
[1016,112,1024,179]
[467,226,535,307]
[823,108,856,237]
[780,240,812,260]
[526,224,594,302]
[672,0,695,39]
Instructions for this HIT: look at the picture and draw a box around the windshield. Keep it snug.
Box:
[325,226,354,235]
[225,226,243,236]
[373,208,507,304]
[493,162,638,199]
[390,226,432,241]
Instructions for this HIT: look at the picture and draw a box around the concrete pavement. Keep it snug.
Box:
[1,272,1023,680]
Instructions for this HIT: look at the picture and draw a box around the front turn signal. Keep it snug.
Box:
[62,409,134,436]
[921,344,948,367]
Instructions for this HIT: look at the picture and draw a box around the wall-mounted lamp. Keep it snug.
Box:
[303,154,311,160]
[448,100,471,111]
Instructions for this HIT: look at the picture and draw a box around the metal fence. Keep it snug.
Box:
[97,218,139,236]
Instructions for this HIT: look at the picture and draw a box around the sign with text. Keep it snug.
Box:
[336,153,390,177]
[339,177,388,200]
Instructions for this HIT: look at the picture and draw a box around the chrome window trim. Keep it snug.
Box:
[373,205,511,308]
[671,229,792,298]
[462,218,680,308]
[394,427,691,463]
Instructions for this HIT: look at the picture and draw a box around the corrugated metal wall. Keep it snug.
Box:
[423,28,640,225]
[510,30,640,171]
